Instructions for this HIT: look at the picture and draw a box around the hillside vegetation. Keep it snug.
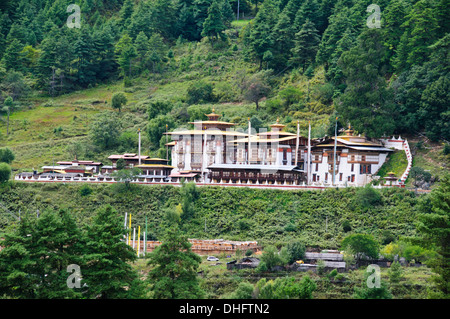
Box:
[0,181,423,248]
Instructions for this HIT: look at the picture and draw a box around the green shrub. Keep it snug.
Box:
[0,163,11,183]
[79,184,93,197]
[285,240,306,264]
[186,80,215,104]
[228,282,254,299]
[342,220,352,232]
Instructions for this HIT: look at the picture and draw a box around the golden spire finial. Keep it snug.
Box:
[276,118,279,123]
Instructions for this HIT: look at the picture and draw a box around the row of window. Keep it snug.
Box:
[312,173,356,183]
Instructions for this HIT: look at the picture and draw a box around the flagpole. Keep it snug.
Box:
[248,118,251,164]
[307,121,311,185]
[145,216,148,256]
[333,117,338,186]
[124,212,128,242]
[137,226,140,257]
[202,129,207,182]
[133,227,136,249]
[295,120,299,165]
[138,128,141,165]
[128,213,132,245]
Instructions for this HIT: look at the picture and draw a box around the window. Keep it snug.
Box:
[313,174,316,182]
[351,164,354,172]
[339,173,343,181]
[315,163,319,171]
[360,164,371,174]
[325,172,328,181]
[351,175,355,182]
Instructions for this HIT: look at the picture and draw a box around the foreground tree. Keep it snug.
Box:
[416,174,450,298]
[0,210,85,298]
[146,222,204,299]
[82,205,141,299]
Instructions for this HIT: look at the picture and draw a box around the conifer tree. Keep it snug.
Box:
[293,0,319,33]
[146,222,204,299]
[0,210,85,299]
[316,5,353,68]
[270,11,295,71]
[1,38,23,71]
[82,205,141,299]
[416,174,450,298]
[290,19,320,72]
[337,29,395,138]
[201,0,227,43]
[115,33,137,77]
[247,0,279,69]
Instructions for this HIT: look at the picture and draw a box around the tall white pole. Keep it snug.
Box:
[143,231,146,256]
[307,122,311,185]
[124,212,128,242]
[295,120,299,165]
[202,130,207,182]
[333,117,338,186]
[132,227,136,249]
[138,128,141,165]
[237,0,240,21]
[248,118,251,164]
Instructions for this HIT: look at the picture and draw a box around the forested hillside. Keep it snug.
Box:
[0,0,448,167]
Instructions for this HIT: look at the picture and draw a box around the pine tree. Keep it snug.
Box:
[316,5,353,68]
[247,0,279,69]
[72,27,97,88]
[326,27,356,88]
[82,205,140,299]
[337,29,395,138]
[220,0,235,27]
[382,0,409,69]
[146,223,204,299]
[147,33,168,73]
[399,0,440,69]
[293,0,319,33]
[0,210,85,299]
[193,0,214,40]
[134,31,149,72]
[178,0,199,41]
[115,33,137,77]
[201,0,227,43]
[416,174,450,298]
[290,19,320,72]
[119,0,134,26]
[1,38,23,71]
[270,11,295,71]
